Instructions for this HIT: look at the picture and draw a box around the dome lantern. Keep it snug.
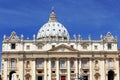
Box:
[49,7,57,22]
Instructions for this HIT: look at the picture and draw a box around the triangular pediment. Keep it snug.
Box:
[8,31,20,42]
[48,44,78,52]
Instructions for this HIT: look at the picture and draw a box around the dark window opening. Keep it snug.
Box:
[70,45,73,48]
[108,43,111,50]
[11,43,16,49]
[52,71,55,73]
[52,45,55,48]
[71,71,74,73]
[38,76,42,80]
[38,70,42,73]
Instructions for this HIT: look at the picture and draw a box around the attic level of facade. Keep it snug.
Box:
[3,31,118,43]
[2,31,118,52]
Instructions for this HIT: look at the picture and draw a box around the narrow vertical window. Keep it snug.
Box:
[82,60,87,68]
[70,60,74,68]
[51,60,55,68]
[108,43,111,50]
[60,59,66,68]
[109,59,113,68]
[11,59,16,68]
[38,60,42,68]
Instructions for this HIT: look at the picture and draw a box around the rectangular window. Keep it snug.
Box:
[108,43,111,50]
[94,45,98,50]
[11,43,16,49]
[60,59,66,68]
[26,45,30,50]
[38,60,42,68]
[70,60,74,68]
[11,59,16,68]
[109,59,113,68]
[51,60,55,68]
[82,60,87,68]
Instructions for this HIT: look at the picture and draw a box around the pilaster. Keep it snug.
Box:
[89,58,93,80]
[78,58,81,74]
[101,58,105,80]
[116,58,119,80]
[32,58,36,80]
[19,58,24,80]
[75,58,78,80]
[67,58,70,80]
[56,58,59,80]
[44,58,47,80]
[48,58,51,80]
[4,58,8,80]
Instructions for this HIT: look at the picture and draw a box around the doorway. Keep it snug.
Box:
[108,70,114,80]
[38,76,42,80]
[9,71,16,80]
[61,76,66,80]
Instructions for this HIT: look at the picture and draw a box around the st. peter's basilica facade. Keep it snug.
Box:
[1,8,120,80]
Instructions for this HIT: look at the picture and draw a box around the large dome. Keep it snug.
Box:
[37,9,69,40]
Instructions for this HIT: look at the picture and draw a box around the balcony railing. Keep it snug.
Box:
[36,65,44,70]
[8,67,17,70]
[81,65,89,70]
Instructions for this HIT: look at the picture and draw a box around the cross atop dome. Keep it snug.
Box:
[49,7,57,22]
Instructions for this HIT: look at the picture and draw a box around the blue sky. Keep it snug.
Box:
[0,0,120,51]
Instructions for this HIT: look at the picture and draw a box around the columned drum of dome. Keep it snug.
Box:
[37,9,69,40]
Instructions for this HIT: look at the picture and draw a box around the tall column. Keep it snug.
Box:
[32,58,36,80]
[3,59,8,80]
[48,58,51,80]
[79,58,81,74]
[67,58,70,80]
[44,58,47,80]
[90,58,93,80]
[75,59,78,80]
[56,58,59,80]
[101,58,105,80]
[19,58,24,80]
[116,58,119,80]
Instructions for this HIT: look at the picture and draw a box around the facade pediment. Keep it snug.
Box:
[8,31,20,42]
[48,44,78,52]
